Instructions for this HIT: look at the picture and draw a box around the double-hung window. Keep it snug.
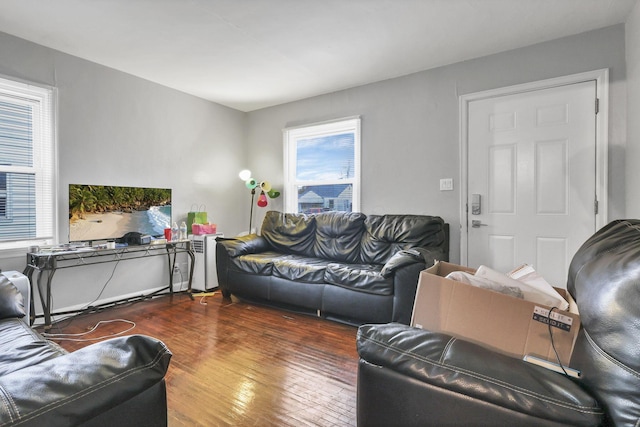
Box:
[0,76,56,251]
[284,117,360,214]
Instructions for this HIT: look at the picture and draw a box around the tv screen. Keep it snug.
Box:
[69,184,172,243]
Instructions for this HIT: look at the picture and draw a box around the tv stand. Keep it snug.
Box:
[23,241,194,329]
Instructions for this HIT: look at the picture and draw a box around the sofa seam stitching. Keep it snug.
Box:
[0,386,18,424]
[5,346,170,425]
[361,334,602,414]
[583,329,640,379]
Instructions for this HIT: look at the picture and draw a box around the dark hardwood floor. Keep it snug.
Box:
[37,292,359,426]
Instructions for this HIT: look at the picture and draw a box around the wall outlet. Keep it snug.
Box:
[439,178,454,191]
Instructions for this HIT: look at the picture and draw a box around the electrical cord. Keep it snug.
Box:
[42,319,136,342]
[46,259,121,329]
[81,258,121,310]
[174,266,185,292]
[547,306,570,377]
[43,253,184,329]
[193,290,218,305]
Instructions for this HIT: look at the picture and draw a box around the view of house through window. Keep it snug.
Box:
[0,77,55,250]
[284,117,360,214]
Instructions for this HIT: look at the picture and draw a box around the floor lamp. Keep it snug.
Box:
[239,169,280,233]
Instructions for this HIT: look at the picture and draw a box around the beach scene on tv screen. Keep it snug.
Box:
[69,184,171,242]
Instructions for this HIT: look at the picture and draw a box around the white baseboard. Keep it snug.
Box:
[31,280,189,326]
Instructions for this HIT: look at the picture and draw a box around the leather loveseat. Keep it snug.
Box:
[216,210,449,325]
[0,271,172,427]
[356,219,640,427]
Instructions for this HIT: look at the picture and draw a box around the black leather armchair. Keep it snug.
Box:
[0,272,172,427]
[356,219,640,426]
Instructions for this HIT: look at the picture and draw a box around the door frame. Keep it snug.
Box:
[459,69,609,266]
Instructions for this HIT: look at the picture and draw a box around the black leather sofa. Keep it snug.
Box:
[0,273,172,427]
[356,219,640,427]
[216,210,449,325]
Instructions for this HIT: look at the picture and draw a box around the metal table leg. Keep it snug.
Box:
[22,265,37,326]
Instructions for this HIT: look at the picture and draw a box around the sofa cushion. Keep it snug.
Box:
[261,211,316,255]
[361,215,446,264]
[272,255,332,283]
[325,263,394,295]
[312,211,366,263]
[0,318,66,376]
[230,251,289,275]
[0,276,26,320]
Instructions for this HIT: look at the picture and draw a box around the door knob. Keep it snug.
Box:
[471,220,488,228]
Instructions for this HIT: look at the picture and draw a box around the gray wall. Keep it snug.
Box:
[0,22,633,318]
[628,2,640,217]
[247,24,628,264]
[0,32,248,316]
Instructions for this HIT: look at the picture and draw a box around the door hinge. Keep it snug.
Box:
[595,98,599,115]
[594,198,599,215]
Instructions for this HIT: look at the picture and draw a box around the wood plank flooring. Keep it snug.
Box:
[37,292,359,427]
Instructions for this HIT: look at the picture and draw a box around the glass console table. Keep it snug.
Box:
[23,241,195,329]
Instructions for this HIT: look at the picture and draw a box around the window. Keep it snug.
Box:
[284,117,360,214]
[0,76,56,251]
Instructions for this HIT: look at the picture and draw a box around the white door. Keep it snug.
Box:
[466,81,597,287]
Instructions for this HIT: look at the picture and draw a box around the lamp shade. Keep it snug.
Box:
[245,179,258,189]
[257,191,268,207]
[260,181,272,192]
[239,169,252,181]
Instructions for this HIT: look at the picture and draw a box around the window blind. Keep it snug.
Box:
[0,77,55,249]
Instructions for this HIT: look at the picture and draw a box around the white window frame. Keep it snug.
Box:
[283,117,361,213]
[0,75,57,253]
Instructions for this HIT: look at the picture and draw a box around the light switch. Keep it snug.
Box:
[439,178,453,191]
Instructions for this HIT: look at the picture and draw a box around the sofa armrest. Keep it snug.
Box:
[216,234,271,257]
[388,262,423,325]
[0,334,171,427]
[0,275,25,320]
[383,247,446,325]
[357,323,603,427]
[381,247,445,278]
[380,249,423,278]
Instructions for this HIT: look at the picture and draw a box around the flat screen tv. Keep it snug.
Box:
[69,184,172,243]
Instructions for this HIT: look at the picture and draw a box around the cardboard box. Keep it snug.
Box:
[411,261,581,365]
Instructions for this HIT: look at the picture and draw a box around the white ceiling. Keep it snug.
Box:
[0,0,636,112]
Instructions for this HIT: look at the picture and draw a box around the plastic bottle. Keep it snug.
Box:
[171,222,179,241]
[179,221,187,240]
